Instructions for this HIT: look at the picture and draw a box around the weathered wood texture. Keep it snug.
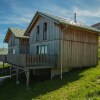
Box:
[62,27,98,71]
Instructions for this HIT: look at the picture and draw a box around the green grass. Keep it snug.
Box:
[0,63,10,69]
[1,63,100,100]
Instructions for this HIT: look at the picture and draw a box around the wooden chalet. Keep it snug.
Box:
[0,11,100,87]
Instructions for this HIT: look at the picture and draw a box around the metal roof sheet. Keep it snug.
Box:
[9,28,29,38]
[39,11,100,33]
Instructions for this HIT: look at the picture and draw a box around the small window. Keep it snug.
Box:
[43,22,47,40]
[36,26,39,41]
[37,26,39,34]
[43,23,47,32]
[36,45,48,55]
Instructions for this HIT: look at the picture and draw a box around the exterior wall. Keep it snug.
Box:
[19,39,29,54]
[62,27,98,72]
[29,17,61,57]
[8,34,20,54]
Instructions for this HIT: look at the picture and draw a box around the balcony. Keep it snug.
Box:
[0,54,57,69]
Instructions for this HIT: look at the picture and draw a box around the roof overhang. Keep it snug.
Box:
[60,22,100,35]
[4,28,11,43]
[4,28,29,43]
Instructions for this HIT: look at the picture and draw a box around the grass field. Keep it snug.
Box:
[0,63,10,69]
[0,61,100,100]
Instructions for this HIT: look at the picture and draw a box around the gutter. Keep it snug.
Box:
[60,24,68,79]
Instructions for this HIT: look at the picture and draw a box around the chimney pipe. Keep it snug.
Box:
[74,13,76,23]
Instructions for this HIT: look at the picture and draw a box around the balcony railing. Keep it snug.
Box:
[6,54,57,68]
[0,55,7,62]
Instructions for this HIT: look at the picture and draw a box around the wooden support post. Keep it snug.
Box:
[10,65,12,78]
[2,62,4,74]
[26,70,30,89]
[16,67,19,84]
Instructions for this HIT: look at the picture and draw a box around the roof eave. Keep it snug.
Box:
[3,28,11,43]
[16,36,29,39]
[60,22,100,35]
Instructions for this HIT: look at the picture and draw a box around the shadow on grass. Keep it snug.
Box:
[0,67,91,100]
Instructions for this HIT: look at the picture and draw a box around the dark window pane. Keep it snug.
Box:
[37,26,39,34]
[43,23,47,40]
[36,46,39,54]
[36,26,39,41]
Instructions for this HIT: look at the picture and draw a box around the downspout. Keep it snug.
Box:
[60,24,68,79]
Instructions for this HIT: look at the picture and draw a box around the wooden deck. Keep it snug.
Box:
[0,54,57,69]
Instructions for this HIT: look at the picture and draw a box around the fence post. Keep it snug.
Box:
[26,69,30,89]
[16,67,20,84]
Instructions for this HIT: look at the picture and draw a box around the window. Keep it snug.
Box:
[36,26,39,41]
[43,22,47,40]
[36,45,48,54]
[36,46,40,54]
[37,26,39,33]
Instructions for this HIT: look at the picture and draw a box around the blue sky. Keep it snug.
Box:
[0,0,100,48]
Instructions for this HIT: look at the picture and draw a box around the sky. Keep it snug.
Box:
[0,0,100,48]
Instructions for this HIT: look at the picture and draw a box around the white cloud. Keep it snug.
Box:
[73,7,100,18]
[1,0,100,27]
[0,0,35,27]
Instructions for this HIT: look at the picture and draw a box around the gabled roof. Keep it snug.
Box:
[4,28,29,43]
[25,11,100,35]
[91,23,100,27]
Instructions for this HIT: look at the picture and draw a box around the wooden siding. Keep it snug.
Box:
[8,34,20,54]
[19,39,29,54]
[62,27,98,71]
[29,17,61,58]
